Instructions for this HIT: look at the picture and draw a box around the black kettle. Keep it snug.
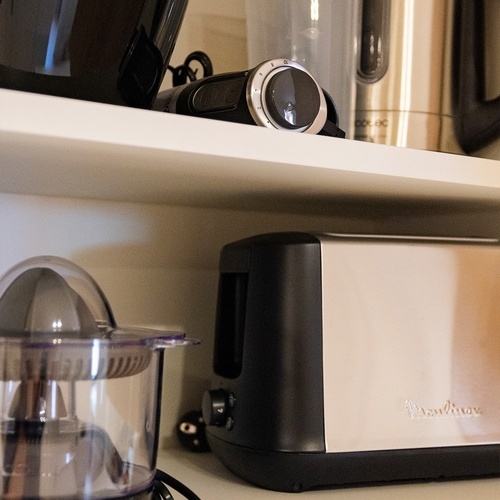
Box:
[0,0,188,109]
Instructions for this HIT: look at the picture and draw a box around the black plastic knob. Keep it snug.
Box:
[202,389,231,427]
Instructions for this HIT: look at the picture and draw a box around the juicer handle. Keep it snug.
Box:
[452,0,500,154]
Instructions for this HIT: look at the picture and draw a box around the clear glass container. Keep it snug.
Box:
[0,256,196,499]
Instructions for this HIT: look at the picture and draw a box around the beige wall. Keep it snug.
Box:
[162,0,247,90]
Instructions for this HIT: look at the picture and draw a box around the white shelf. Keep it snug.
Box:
[157,448,500,500]
[1,88,499,214]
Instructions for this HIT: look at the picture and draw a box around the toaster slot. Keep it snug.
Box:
[213,272,248,379]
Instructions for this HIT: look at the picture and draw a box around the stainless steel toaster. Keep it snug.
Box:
[202,232,500,492]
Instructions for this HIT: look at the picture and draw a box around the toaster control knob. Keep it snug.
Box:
[202,389,234,428]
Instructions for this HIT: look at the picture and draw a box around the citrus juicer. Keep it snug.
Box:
[0,256,198,499]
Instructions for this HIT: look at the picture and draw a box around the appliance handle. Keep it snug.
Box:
[118,0,188,108]
[452,0,500,154]
[153,0,189,78]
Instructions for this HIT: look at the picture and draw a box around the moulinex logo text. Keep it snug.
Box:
[404,400,482,419]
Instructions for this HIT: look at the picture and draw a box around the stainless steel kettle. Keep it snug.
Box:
[0,0,189,108]
[354,0,500,154]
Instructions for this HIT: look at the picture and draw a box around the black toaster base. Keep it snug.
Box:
[207,435,500,493]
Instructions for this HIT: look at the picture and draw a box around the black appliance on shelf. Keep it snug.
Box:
[203,232,500,492]
[0,0,188,108]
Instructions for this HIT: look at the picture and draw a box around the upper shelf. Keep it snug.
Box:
[1,88,499,214]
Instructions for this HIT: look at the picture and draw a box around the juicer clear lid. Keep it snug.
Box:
[0,256,198,380]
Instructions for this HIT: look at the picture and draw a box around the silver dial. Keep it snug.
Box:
[246,59,327,134]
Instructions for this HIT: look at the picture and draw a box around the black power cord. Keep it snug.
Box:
[155,468,202,500]
[167,51,213,87]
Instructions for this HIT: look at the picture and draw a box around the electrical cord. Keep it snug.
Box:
[153,479,175,500]
[167,51,213,87]
[155,468,202,500]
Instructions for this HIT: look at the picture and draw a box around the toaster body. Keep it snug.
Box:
[202,232,500,492]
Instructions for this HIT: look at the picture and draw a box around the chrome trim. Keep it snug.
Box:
[246,59,327,134]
